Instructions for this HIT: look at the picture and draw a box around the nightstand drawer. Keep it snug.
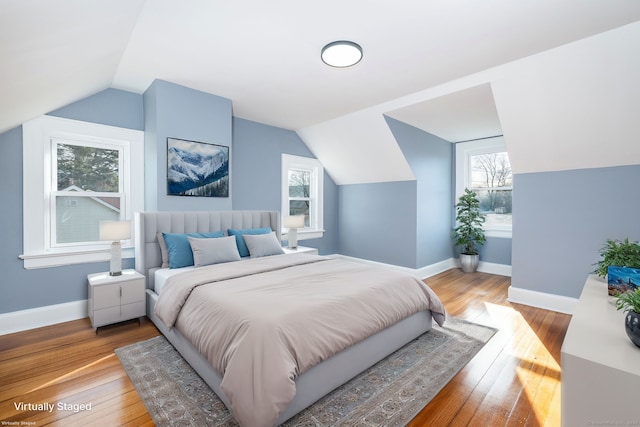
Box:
[93,285,121,310]
[87,269,146,329]
[121,301,145,320]
[121,279,145,305]
[92,306,121,328]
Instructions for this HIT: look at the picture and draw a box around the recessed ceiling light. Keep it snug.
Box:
[321,41,363,68]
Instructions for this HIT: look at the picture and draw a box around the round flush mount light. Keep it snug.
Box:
[321,41,363,68]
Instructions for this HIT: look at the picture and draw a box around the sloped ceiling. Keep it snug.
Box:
[2,1,640,184]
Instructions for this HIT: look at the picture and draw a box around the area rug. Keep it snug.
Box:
[115,317,496,427]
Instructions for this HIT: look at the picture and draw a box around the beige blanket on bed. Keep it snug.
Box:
[155,253,445,427]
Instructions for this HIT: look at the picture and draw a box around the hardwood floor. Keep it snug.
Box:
[0,269,571,426]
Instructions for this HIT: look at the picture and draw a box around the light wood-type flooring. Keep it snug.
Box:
[0,268,571,426]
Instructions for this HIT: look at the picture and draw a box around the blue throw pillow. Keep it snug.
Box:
[162,231,225,268]
[227,227,272,257]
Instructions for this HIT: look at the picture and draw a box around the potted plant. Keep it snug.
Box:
[453,188,486,273]
[593,238,640,303]
[615,288,640,348]
[593,238,640,278]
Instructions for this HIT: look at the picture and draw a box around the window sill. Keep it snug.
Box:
[20,247,135,269]
[485,229,512,239]
[282,229,325,241]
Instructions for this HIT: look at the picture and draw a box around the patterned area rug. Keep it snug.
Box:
[115,317,496,426]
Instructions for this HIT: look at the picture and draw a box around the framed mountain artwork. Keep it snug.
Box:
[167,137,229,197]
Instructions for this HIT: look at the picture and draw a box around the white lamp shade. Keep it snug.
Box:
[284,215,305,229]
[99,220,131,241]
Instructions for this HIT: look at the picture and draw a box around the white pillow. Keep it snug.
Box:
[243,232,285,258]
[188,235,241,267]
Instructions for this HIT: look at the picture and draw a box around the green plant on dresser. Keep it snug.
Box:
[593,238,640,278]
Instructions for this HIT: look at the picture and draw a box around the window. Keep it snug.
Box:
[22,116,144,268]
[456,137,512,238]
[281,154,324,240]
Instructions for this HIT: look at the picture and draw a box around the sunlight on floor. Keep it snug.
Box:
[28,354,115,393]
[484,302,562,426]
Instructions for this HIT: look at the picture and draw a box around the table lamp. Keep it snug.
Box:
[284,215,305,249]
[99,220,131,276]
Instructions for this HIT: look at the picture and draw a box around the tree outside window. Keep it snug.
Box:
[470,151,512,228]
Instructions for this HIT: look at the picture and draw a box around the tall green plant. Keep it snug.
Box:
[593,238,640,278]
[454,188,486,255]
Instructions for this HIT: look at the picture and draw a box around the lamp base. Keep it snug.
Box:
[110,241,122,276]
[288,228,298,249]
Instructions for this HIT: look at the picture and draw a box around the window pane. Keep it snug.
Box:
[470,151,512,227]
[57,143,119,192]
[470,152,512,190]
[289,201,310,227]
[475,188,512,216]
[55,195,121,244]
[288,170,310,198]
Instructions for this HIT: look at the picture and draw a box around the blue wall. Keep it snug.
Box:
[231,117,339,255]
[0,89,140,314]
[512,165,640,298]
[337,117,457,269]
[0,84,343,315]
[143,80,233,211]
[338,181,418,268]
[386,117,454,267]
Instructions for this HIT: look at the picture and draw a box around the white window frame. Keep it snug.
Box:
[21,116,144,269]
[281,154,324,240]
[455,136,512,239]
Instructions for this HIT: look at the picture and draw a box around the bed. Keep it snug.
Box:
[135,210,445,426]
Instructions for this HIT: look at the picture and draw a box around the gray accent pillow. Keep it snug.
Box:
[157,232,169,268]
[188,235,241,267]
[243,232,285,258]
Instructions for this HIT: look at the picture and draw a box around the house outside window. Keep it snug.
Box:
[281,154,324,240]
[22,116,143,268]
[52,140,124,247]
[456,137,512,238]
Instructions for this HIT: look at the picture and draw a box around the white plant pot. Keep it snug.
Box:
[460,254,480,273]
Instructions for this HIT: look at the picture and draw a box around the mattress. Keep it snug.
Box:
[154,266,194,294]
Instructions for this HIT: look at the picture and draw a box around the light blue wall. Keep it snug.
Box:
[1,85,343,315]
[512,165,640,298]
[0,89,141,314]
[338,181,418,268]
[49,88,144,130]
[231,117,339,254]
[386,117,454,267]
[479,237,512,265]
[143,80,232,211]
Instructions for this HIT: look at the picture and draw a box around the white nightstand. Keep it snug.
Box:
[88,269,145,330]
[282,246,318,256]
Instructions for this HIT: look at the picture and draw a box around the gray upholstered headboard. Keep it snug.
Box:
[135,210,281,289]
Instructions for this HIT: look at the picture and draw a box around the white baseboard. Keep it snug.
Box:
[0,300,88,336]
[507,286,577,314]
[416,258,458,279]
[477,261,512,277]
[450,258,512,276]
[331,255,458,279]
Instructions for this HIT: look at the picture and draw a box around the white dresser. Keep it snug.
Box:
[561,275,640,426]
[88,269,146,329]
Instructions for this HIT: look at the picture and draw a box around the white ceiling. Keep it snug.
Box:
[386,84,502,143]
[2,0,640,138]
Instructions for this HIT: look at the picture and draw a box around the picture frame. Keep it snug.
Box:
[167,137,229,197]
[607,266,640,296]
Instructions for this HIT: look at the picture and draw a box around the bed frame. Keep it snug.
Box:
[135,210,433,425]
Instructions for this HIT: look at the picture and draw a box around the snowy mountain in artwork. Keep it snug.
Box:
[167,139,229,197]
